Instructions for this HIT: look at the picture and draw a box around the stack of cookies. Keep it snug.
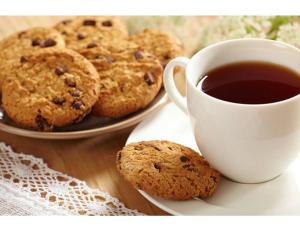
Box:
[0,16,183,131]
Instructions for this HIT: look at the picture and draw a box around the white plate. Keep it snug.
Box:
[126,102,300,215]
[0,90,167,140]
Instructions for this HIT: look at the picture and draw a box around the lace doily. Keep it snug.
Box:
[0,143,142,215]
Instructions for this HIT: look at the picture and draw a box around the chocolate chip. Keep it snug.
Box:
[144,72,155,85]
[144,143,161,151]
[210,176,217,183]
[64,78,76,87]
[62,19,72,25]
[55,66,67,76]
[180,156,190,162]
[20,56,28,63]
[69,89,81,97]
[72,101,82,110]
[117,152,122,161]
[61,31,68,35]
[100,83,106,90]
[35,115,50,131]
[182,164,198,172]
[52,96,66,105]
[134,146,143,151]
[154,163,161,171]
[119,84,125,92]
[134,51,143,60]
[83,19,96,26]
[42,39,57,48]
[94,55,103,60]
[86,42,97,49]
[31,38,41,46]
[153,146,161,151]
[164,54,171,60]
[102,20,112,27]
[18,31,26,38]
[77,33,86,40]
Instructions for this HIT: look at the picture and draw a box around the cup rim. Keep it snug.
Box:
[186,38,300,108]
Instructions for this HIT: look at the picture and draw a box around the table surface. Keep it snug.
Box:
[0,16,212,215]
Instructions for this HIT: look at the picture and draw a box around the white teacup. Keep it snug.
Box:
[163,38,300,183]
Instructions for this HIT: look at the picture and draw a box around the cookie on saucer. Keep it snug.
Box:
[0,27,65,92]
[117,140,221,200]
[2,48,100,131]
[80,41,163,118]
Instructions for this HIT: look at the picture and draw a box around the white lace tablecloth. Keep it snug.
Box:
[0,143,142,215]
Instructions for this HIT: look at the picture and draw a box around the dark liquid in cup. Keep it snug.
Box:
[201,61,300,104]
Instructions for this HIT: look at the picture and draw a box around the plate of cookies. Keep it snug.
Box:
[118,103,300,215]
[0,16,183,139]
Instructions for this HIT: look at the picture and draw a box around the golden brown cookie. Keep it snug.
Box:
[54,16,128,52]
[2,48,100,131]
[0,27,65,92]
[117,140,221,200]
[80,41,163,118]
[129,29,183,68]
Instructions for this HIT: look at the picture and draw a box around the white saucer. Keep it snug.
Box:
[126,102,300,215]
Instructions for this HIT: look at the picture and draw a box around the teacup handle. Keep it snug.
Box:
[163,57,190,114]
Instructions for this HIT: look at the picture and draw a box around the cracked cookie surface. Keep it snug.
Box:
[2,48,100,131]
[117,140,221,200]
[0,27,65,92]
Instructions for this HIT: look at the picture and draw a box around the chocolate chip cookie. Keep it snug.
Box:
[117,140,220,200]
[80,41,163,118]
[2,48,100,131]
[0,27,65,93]
[129,29,184,68]
[54,16,128,52]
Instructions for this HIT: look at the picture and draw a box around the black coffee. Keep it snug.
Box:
[201,61,300,104]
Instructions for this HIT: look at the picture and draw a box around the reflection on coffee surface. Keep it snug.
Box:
[201,61,300,104]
